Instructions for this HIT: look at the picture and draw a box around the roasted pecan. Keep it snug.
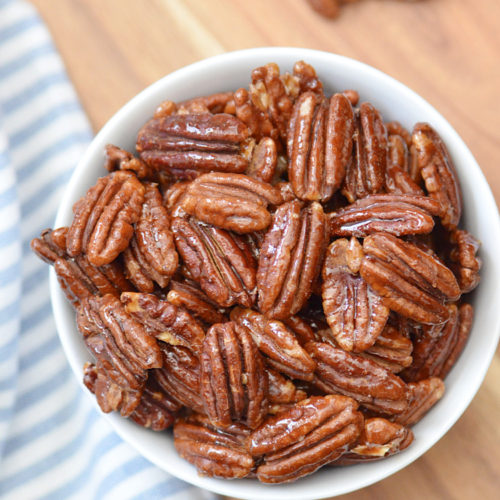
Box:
[171,216,257,307]
[287,92,354,201]
[267,368,307,405]
[412,123,462,229]
[322,238,389,352]
[201,322,268,429]
[392,377,445,426]
[343,102,388,202]
[163,180,190,211]
[257,200,326,319]
[328,194,441,238]
[359,324,413,373]
[177,91,235,115]
[66,171,145,266]
[174,413,253,479]
[332,418,413,465]
[121,292,205,354]
[307,341,408,415]
[386,121,412,147]
[290,60,323,96]
[104,144,153,180]
[385,163,424,196]
[360,233,461,324]
[179,172,282,233]
[136,113,251,180]
[231,308,316,381]
[249,395,363,483]
[246,137,277,183]
[167,280,226,325]
[30,226,68,263]
[282,315,317,345]
[122,183,177,291]
[155,343,204,413]
[449,229,481,293]
[342,89,359,107]
[275,181,297,203]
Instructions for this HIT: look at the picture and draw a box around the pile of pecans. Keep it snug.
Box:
[31,60,481,484]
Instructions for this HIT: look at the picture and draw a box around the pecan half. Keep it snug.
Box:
[136,113,250,180]
[250,395,363,483]
[177,91,235,115]
[360,233,461,324]
[307,341,408,415]
[231,308,316,381]
[104,144,153,179]
[449,229,481,294]
[322,238,389,352]
[66,171,145,266]
[174,413,253,479]
[386,121,412,148]
[123,183,177,291]
[343,103,388,202]
[246,137,277,183]
[121,292,205,355]
[392,377,445,427]
[257,200,326,319]
[328,194,440,238]
[201,322,268,429]
[282,315,317,345]
[412,123,462,229]
[171,216,257,308]
[179,172,282,233]
[332,418,413,465]
[287,92,354,201]
[31,227,68,263]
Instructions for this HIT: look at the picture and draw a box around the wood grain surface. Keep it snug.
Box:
[30,1,500,499]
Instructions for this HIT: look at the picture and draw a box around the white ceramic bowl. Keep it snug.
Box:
[51,47,500,499]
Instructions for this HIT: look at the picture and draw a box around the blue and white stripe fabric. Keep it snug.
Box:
[0,1,216,498]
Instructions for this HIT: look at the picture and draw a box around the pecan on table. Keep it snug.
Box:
[449,229,481,294]
[123,183,178,292]
[343,102,388,203]
[121,292,205,355]
[287,92,354,201]
[174,413,254,479]
[179,172,282,234]
[249,395,363,483]
[307,341,408,415]
[136,113,251,180]
[66,171,145,267]
[171,216,257,308]
[231,307,316,381]
[332,417,413,465]
[360,232,461,324]
[412,123,462,229]
[392,377,445,427]
[257,200,326,319]
[322,237,389,352]
[328,194,441,238]
[201,322,268,429]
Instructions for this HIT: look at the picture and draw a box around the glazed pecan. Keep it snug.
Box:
[167,280,226,325]
[136,113,251,180]
[360,233,461,324]
[332,418,413,465]
[328,194,441,238]
[257,200,326,319]
[246,137,277,183]
[385,163,424,196]
[176,91,235,115]
[343,102,388,202]
[267,368,307,405]
[307,341,408,415]
[104,144,153,180]
[123,183,177,291]
[401,303,473,382]
[289,60,323,96]
[322,238,389,352]
[171,216,257,307]
[392,377,445,427]
[31,227,68,263]
[155,343,204,413]
[412,123,462,229]
[249,395,363,483]
[386,121,412,147]
[121,292,205,355]
[449,229,481,293]
[174,413,253,479]
[282,315,317,345]
[163,180,190,211]
[386,133,423,195]
[287,92,354,201]
[201,322,268,429]
[231,308,316,381]
[66,171,145,266]
[179,172,282,233]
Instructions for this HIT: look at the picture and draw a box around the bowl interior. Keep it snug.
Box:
[51,47,500,500]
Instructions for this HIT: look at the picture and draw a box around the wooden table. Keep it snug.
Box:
[31,1,500,498]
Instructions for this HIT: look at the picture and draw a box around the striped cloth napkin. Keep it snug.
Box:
[0,1,218,499]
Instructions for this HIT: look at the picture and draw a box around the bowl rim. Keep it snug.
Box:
[51,47,500,500]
